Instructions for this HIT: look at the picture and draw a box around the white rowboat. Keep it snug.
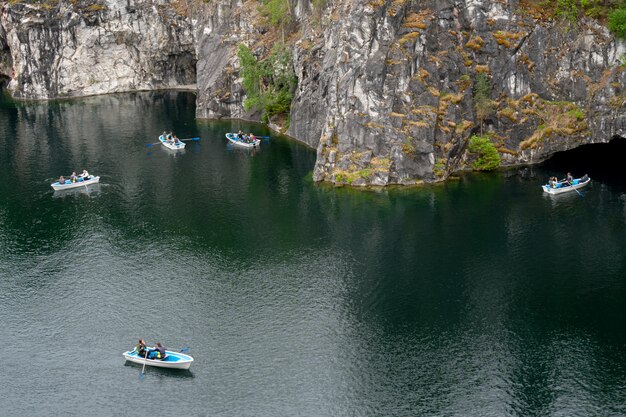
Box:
[159,135,186,150]
[123,348,194,370]
[542,176,590,195]
[51,175,100,191]
[226,133,260,148]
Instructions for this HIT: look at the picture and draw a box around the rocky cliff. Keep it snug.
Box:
[2,0,626,186]
[0,0,196,99]
[194,0,626,185]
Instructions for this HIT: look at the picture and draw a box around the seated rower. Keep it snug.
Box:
[70,171,77,183]
[81,169,90,179]
[58,175,65,184]
[135,339,147,357]
[147,342,166,360]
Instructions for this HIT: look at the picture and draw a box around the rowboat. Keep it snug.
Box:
[159,135,186,150]
[542,176,590,194]
[51,175,100,191]
[226,133,260,148]
[123,348,194,370]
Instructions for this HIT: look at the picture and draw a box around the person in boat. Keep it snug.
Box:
[135,339,148,357]
[173,135,180,145]
[70,171,77,183]
[249,133,256,142]
[566,172,574,185]
[581,174,589,182]
[237,130,243,138]
[147,342,166,360]
[548,177,555,188]
[58,175,65,184]
[81,169,90,179]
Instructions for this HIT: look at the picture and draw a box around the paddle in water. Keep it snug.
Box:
[139,350,148,380]
[180,137,200,142]
[567,180,584,197]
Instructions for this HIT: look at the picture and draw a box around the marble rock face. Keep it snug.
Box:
[193,0,625,185]
[2,0,625,185]
[0,0,196,99]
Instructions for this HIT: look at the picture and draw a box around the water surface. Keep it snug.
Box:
[0,91,624,416]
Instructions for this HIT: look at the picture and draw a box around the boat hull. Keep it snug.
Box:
[542,177,590,194]
[226,133,260,148]
[51,176,100,191]
[123,349,194,370]
[159,135,186,150]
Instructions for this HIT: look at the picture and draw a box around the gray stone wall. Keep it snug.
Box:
[0,0,196,99]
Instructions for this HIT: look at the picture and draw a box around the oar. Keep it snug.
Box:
[139,350,148,380]
[180,137,200,142]
[567,180,584,197]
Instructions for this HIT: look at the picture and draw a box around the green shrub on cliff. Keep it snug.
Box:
[467,135,500,171]
[259,0,293,41]
[237,43,296,124]
[608,5,626,39]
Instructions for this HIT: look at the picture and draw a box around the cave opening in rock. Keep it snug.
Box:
[541,135,626,185]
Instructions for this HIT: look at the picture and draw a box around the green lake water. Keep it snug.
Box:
[0,91,624,416]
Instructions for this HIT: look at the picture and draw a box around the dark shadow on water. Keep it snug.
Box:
[123,361,195,379]
[52,184,103,199]
[161,147,186,157]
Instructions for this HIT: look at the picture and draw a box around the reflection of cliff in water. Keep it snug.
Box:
[7,91,197,188]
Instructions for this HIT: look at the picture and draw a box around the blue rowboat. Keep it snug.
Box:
[159,135,186,150]
[226,132,260,148]
[51,175,100,191]
[542,176,590,194]
[123,348,194,370]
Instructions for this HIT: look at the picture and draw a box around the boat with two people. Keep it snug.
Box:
[542,173,590,195]
[123,340,193,370]
[159,131,186,151]
[226,132,260,148]
[51,170,99,191]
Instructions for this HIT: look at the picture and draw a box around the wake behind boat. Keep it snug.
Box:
[123,348,194,370]
[159,134,186,150]
[542,175,590,195]
[51,174,99,191]
[226,132,260,148]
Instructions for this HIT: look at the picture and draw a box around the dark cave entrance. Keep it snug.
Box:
[541,135,626,186]
[0,74,9,90]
